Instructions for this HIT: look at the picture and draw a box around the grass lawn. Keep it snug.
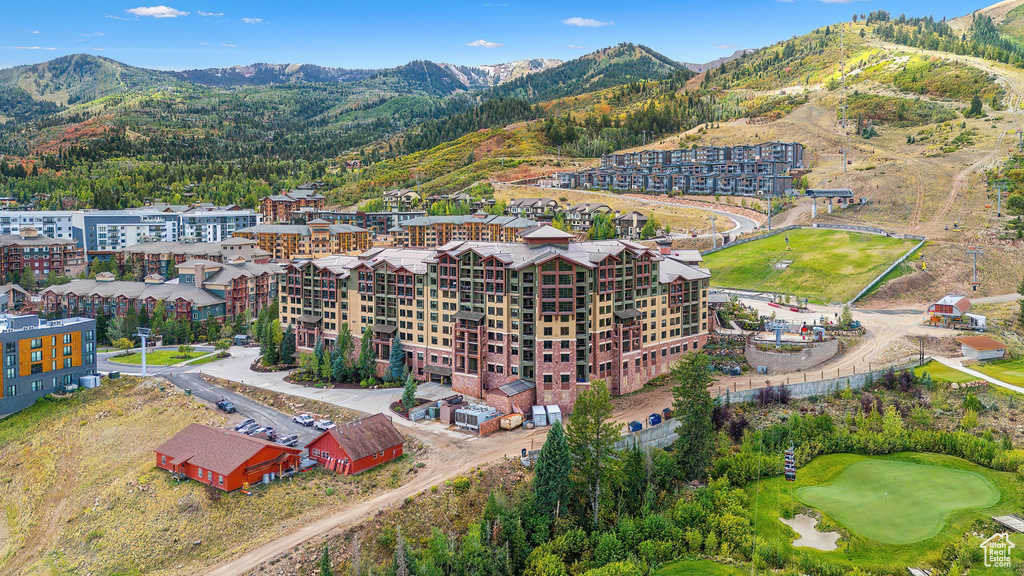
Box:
[656,559,745,576]
[109,350,204,366]
[748,452,1023,574]
[914,360,975,384]
[702,228,919,303]
[974,358,1024,387]
[795,459,999,544]
[0,377,418,575]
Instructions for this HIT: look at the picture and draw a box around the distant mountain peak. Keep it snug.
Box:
[681,49,756,73]
[438,58,562,88]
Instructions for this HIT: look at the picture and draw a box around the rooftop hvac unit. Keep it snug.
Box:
[454,404,498,430]
[532,405,548,427]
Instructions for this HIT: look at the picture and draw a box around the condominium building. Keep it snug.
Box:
[0,228,85,281]
[391,214,538,249]
[382,189,422,211]
[115,238,272,279]
[559,141,804,197]
[233,220,371,260]
[260,189,327,223]
[42,258,281,321]
[278,226,710,412]
[0,314,97,418]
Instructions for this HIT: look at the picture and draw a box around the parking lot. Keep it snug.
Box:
[163,373,323,448]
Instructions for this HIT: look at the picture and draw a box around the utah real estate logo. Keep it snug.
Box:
[980,533,1015,568]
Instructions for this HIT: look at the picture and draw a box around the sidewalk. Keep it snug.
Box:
[932,357,1024,394]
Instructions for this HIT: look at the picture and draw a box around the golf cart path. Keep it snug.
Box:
[933,357,1024,394]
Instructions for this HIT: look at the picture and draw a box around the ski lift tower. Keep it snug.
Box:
[966,246,983,292]
[765,319,789,348]
[136,327,151,377]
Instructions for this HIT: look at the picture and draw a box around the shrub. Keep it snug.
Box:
[450,476,471,494]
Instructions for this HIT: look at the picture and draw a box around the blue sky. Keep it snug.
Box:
[1,1,987,70]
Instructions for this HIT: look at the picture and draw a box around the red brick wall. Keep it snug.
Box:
[479,415,502,437]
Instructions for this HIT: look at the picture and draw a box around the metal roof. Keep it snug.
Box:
[496,379,536,396]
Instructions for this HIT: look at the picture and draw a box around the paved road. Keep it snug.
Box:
[500,183,762,238]
[163,371,322,446]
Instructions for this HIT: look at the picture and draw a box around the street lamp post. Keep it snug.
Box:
[136,328,151,377]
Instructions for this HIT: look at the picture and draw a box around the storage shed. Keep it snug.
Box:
[486,379,536,415]
[306,413,404,475]
[155,424,302,492]
[956,335,1007,361]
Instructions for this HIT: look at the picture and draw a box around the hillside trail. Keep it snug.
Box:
[866,38,1024,232]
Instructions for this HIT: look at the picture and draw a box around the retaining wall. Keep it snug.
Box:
[744,339,839,375]
[849,238,926,304]
[715,359,923,404]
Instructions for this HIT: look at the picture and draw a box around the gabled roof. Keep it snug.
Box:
[520,225,575,240]
[956,335,1006,351]
[312,413,404,461]
[156,424,300,476]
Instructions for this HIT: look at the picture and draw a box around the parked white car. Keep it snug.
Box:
[314,419,336,431]
[293,413,315,426]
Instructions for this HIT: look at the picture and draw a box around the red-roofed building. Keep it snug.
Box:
[306,413,404,475]
[154,424,302,492]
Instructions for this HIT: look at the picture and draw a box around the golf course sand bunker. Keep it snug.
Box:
[796,459,1000,545]
[779,514,840,551]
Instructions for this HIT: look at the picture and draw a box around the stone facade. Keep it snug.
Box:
[744,339,839,375]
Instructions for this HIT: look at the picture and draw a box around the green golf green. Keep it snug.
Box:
[796,460,1000,545]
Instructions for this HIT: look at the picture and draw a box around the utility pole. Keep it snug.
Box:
[966,246,983,292]
[710,215,717,249]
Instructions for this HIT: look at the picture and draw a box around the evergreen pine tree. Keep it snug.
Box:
[401,373,418,409]
[358,327,375,380]
[533,420,572,517]
[279,325,296,365]
[320,545,333,576]
[389,334,405,382]
[671,352,715,481]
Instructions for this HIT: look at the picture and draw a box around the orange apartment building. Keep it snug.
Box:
[391,214,538,249]
[233,220,371,260]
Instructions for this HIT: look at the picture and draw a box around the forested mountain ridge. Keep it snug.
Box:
[0,54,187,106]
[490,43,693,102]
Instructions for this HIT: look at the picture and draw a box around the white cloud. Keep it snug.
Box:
[81,32,105,37]
[32,30,40,34]
[221,43,237,47]
[199,41,211,46]
[467,39,503,48]
[562,17,613,27]
[104,13,131,20]
[198,11,223,16]
[126,6,189,18]
[717,43,737,50]
[92,48,105,51]
[241,17,263,24]
[567,44,585,49]
[13,46,56,50]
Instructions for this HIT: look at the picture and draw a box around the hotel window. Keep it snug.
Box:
[63,334,72,344]
[30,338,42,349]
[63,346,72,356]
[30,351,42,362]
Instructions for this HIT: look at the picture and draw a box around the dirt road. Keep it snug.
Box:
[205,412,548,576]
